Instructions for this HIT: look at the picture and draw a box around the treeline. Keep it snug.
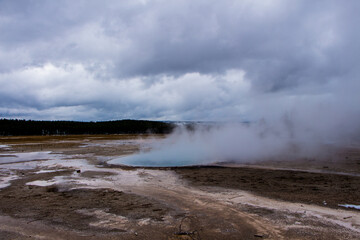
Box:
[0,119,175,136]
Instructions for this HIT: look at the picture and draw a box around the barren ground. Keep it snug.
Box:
[0,135,360,239]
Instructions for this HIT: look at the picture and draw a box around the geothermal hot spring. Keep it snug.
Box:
[107,123,328,167]
[108,131,210,167]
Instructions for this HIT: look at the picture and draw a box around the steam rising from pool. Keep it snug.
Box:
[109,113,359,167]
[110,130,211,167]
[109,123,293,167]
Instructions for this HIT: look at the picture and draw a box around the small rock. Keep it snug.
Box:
[254,234,263,238]
[76,169,81,173]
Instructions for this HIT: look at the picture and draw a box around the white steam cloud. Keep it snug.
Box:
[110,92,360,167]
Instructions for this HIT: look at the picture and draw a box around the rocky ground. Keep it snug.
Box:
[0,135,359,239]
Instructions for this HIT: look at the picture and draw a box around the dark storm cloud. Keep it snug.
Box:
[0,0,359,123]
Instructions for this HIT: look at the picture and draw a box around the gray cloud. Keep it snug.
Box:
[0,0,359,133]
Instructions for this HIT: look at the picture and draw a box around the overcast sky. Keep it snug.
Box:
[0,0,359,123]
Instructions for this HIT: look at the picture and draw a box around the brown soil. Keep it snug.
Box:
[0,170,179,239]
[1,135,360,239]
[0,134,162,159]
[0,169,259,240]
[174,166,360,210]
[0,173,169,229]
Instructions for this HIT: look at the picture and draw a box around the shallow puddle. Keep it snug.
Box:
[0,151,63,164]
[338,204,360,210]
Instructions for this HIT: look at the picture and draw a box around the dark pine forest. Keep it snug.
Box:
[0,119,175,136]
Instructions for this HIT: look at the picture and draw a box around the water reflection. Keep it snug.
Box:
[0,151,61,164]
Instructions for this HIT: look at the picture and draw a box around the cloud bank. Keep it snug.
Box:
[0,1,359,135]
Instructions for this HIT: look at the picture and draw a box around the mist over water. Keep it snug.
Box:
[109,124,301,167]
[110,104,360,167]
[109,90,360,166]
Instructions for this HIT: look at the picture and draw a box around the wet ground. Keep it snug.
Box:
[0,135,360,239]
